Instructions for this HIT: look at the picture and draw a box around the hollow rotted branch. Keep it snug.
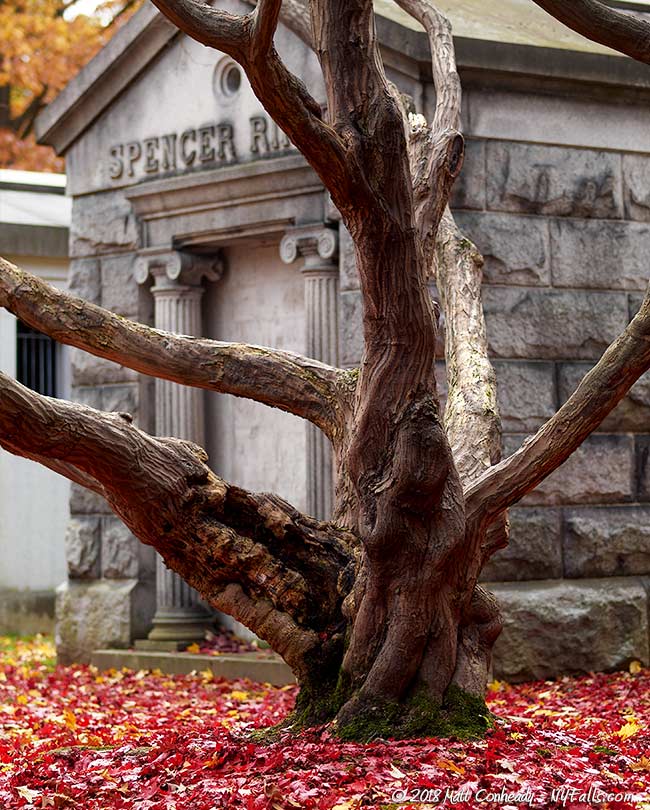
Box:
[0,258,345,439]
[0,371,356,680]
[530,0,650,64]
[466,284,650,539]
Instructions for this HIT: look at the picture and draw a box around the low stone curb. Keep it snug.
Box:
[91,649,296,686]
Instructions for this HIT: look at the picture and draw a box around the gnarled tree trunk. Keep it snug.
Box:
[2,0,650,740]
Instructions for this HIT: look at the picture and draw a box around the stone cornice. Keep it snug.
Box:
[126,155,325,250]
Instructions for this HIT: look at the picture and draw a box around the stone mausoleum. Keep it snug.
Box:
[34,0,650,679]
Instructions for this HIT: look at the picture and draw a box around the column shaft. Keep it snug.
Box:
[147,280,212,645]
[304,270,339,520]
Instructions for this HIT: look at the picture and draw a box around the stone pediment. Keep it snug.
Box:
[47,1,325,196]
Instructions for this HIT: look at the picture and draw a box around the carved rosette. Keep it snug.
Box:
[281,225,340,520]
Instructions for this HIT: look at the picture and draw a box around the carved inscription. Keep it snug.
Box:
[109,114,294,182]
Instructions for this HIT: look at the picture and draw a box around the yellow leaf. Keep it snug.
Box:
[615,719,641,739]
[228,690,249,701]
[437,758,465,775]
[629,660,642,675]
[15,694,27,705]
[631,756,650,772]
[63,709,77,731]
[186,643,201,654]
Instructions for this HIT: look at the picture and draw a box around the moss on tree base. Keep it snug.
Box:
[334,685,493,742]
[287,678,493,743]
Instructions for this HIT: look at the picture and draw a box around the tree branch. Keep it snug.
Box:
[466,284,650,535]
[1,440,106,497]
[0,258,345,438]
[530,0,650,64]
[149,0,249,57]
[395,0,464,264]
[251,0,282,59]
[436,211,501,483]
[253,0,312,47]
[0,370,355,681]
[393,0,461,133]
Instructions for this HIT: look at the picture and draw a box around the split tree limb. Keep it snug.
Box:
[0,369,355,680]
[0,259,346,438]
[530,0,650,64]
[466,285,650,543]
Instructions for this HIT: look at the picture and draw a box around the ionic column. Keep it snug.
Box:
[134,249,223,647]
[280,226,339,520]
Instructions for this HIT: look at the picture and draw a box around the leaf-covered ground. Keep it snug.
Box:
[0,636,648,809]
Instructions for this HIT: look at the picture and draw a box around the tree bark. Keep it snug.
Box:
[2,0,650,741]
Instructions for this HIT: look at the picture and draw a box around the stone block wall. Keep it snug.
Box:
[56,190,156,664]
[339,136,650,681]
[57,132,650,679]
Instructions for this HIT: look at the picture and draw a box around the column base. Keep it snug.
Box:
[133,638,197,652]
[143,607,214,649]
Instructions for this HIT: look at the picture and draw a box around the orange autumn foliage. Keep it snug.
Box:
[0,0,142,170]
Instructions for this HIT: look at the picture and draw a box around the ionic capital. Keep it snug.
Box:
[134,249,225,290]
[280,225,338,271]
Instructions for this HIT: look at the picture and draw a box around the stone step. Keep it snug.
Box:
[91,649,295,686]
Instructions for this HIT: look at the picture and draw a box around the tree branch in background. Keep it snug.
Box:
[0,259,346,438]
[531,0,650,64]
[395,0,463,259]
